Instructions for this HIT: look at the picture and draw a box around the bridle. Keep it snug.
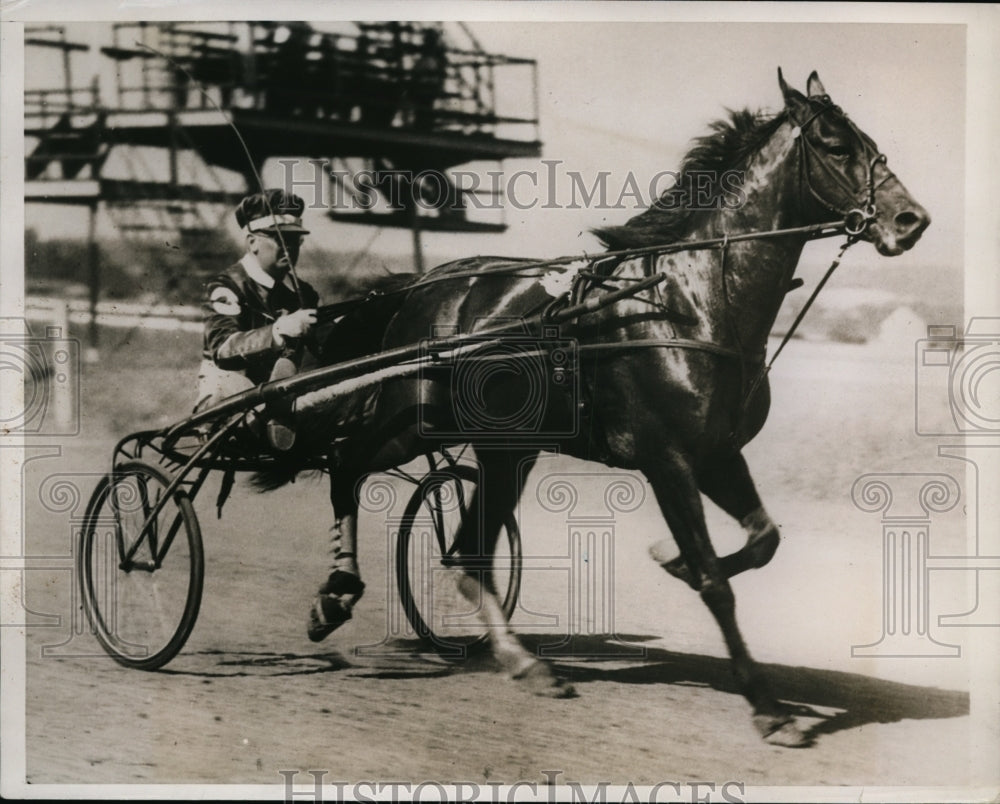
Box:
[556,99,905,440]
[790,95,896,237]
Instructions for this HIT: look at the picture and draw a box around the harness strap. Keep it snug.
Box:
[578,339,747,360]
[394,221,847,293]
[740,235,857,411]
[790,99,893,233]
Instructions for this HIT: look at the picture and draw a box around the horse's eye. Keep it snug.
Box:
[828,144,852,158]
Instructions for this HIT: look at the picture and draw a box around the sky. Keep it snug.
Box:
[8,7,981,294]
[465,21,965,271]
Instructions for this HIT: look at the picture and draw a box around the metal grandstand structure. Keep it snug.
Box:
[24,21,542,350]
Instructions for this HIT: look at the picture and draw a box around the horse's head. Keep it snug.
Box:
[778,69,930,256]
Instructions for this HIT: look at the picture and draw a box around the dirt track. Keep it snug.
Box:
[20,341,989,792]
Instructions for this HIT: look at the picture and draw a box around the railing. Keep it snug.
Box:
[24,83,101,131]
[26,296,202,333]
[101,22,540,142]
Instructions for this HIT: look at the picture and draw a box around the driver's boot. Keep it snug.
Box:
[265,355,298,451]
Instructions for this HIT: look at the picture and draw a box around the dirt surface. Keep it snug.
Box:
[17,340,995,794]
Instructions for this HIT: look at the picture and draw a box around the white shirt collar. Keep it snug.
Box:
[240,252,296,292]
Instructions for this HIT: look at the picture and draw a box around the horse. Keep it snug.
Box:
[283,70,930,747]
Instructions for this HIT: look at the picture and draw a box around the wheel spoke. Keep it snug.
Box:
[120,481,163,569]
[78,461,203,670]
[397,461,522,655]
[155,511,186,568]
[430,483,448,555]
[144,484,161,560]
[110,480,129,566]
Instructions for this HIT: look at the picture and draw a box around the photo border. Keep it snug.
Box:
[2,2,997,801]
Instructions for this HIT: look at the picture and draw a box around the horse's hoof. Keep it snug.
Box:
[753,714,811,748]
[748,528,780,569]
[662,557,699,590]
[649,539,698,587]
[513,660,577,699]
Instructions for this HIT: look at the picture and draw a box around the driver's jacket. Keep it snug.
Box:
[200,254,319,392]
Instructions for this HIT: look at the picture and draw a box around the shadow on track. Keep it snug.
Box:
[518,634,968,741]
[156,649,352,678]
[152,634,968,745]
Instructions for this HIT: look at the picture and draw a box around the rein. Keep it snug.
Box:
[417,220,847,286]
[314,218,848,323]
[739,234,858,412]
[561,100,890,420]
[308,99,889,437]
[726,97,889,412]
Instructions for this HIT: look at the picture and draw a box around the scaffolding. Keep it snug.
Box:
[24,22,543,351]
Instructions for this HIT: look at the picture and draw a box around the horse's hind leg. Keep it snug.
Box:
[644,456,808,747]
[453,450,574,698]
[652,451,780,586]
[306,465,367,642]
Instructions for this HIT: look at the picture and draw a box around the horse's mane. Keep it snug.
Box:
[593,108,788,251]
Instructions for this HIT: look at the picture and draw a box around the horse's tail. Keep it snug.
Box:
[249,463,323,492]
[248,466,296,492]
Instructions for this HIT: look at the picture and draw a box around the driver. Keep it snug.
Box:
[196,189,319,450]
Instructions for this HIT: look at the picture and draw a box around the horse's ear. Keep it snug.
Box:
[777,67,791,97]
[777,67,804,106]
[806,71,827,99]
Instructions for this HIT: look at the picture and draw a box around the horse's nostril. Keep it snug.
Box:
[895,208,930,237]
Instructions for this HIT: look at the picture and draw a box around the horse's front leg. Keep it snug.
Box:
[644,455,808,747]
[651,450,780,587]
[453,450,574,698]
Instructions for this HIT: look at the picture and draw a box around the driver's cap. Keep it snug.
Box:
[236,189,310,235]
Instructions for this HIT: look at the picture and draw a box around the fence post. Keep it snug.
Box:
[86,200,100,364]
[48,299,74,431]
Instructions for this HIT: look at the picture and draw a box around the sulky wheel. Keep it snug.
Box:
[395,463,522,657]
[78,460,204,670]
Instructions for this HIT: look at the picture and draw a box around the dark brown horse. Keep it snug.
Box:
[288,70,929,747]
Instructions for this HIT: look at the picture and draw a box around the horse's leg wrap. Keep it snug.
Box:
[307,514,364,642]
[328,515,360,576]
[740,506,780,569]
